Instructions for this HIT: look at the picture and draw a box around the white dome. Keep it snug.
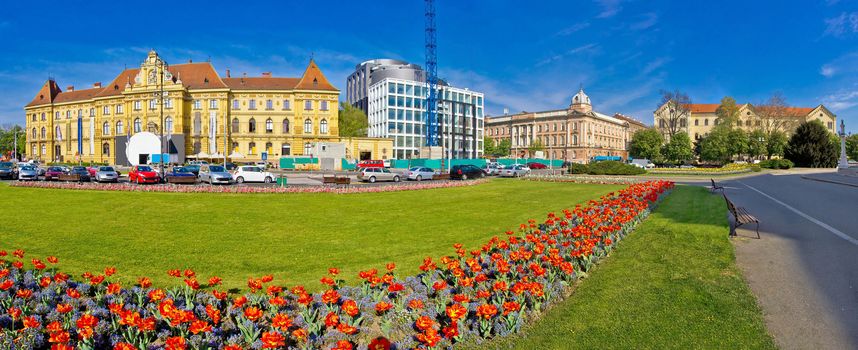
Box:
[572,88,591,105]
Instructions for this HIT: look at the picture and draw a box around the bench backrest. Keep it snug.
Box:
[711,179,717,187]
[723,194,738,216]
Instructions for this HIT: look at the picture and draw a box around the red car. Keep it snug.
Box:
[526,162,548,169]
[129,165,161,184]
[44,166,66,181]
[86,166,98,177]
[357,160,384,169]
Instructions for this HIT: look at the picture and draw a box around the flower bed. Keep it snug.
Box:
[521,174,642,184]
[9,179,487,195]
[0,180,674,349]
[646,163,760,176]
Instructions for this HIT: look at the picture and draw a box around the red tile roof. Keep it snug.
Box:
[53,87,102,104]
[223,77,300,90]
[295,59,338,91]
[25,80,62,107]
[685,104,720,113]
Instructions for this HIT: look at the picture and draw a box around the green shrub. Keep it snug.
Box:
[586,161,646,175]
[567,163,589,174]
[777,159,793,169]
[758,159,793,169]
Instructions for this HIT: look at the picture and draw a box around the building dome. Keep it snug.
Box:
[572,88,590,106]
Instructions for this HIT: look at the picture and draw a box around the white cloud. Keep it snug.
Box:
[821,65,835,77]
[823,88,858,111]
[641,57,671,75]
[595,0,623,18]
[535,43,599,67]
[824,12,858,36]
[556,22,590,36]
[630,13,658,31]
[818,52,858,78]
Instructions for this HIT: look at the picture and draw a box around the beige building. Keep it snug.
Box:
[654,102,837,141]
[24,50,391,165]
[486,89,643,163]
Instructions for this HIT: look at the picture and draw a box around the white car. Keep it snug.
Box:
[233,165,275,183]
[406,167,435,181]
[500,164,530,177]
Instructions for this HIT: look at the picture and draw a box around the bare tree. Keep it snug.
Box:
[657,89,692,138]
[754,92,801,135]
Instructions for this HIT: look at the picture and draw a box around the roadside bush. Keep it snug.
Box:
[567,163,589,174]
[586,161,646,175]
[759,159,793,169]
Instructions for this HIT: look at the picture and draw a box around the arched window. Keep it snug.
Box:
[41,144,46,155]
[55,126,61,138]
[133,118,142,133]
[231,118,239,133]
[679,119,687,127]
[41,127,46,139]
[32,128,36,138]
[193,141,201,154]
[694,119,699,126]
[704,119,709,126]
[165,117,173,133]
[102,122,110,136]
[281,143,291,155]
[193,113,202,136]
[248,118,257,133]
[102,143,110,156]
[265,118,273,133]
[304,118,312,133]
[304,142,312,155]
[282,119,290,134]
[320,119,328,134]
[249,142,256,154]
[31,114,36,122]
[116,121,124,135]
[265,142,272,153]
[41,113,46,121]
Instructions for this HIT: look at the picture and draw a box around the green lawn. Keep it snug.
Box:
[474,185,774,349]
[0,179,623,291]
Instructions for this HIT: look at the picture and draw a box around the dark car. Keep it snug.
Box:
[0,162,17,180]
[184,164,201,175]
[44,166,66,180]
[450,164,485,180]
[526,162,547,169]
[69,166,91,182]
[225,162,237,171]
[166,167,198,184]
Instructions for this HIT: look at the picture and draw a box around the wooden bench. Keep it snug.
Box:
[710,179,724,193]
[432,173,450,181]
[167,176,197,184]
[723,194,760,239]
[322,175,337,184]
[58,174,81,182]
[334,176,351,186]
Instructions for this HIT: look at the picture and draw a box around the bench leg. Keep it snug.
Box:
[729,220,737,237]
[755,221,761,239]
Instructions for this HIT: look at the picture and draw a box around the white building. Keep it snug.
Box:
[366,78,485,159]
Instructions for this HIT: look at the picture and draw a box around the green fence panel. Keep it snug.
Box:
[293,157,318,164]
[279,158,295,169]
[341,159,357,170]
[449,158,487,167]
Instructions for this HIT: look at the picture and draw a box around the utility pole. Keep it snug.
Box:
[12,128,17,161]
[153,57,169,181]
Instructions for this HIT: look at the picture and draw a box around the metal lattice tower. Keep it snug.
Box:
[424,0,438,146]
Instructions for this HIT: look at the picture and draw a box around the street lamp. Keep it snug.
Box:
[152,57,169,181]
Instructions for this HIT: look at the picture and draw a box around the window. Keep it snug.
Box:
[249,100,257,110]
[41,144,46,155]
[281,143,291,155]
[193,113,202,136]
[704,119,709,126]
[54,112,59,120]
[41,113,45,121]
[209,99,218,109]
[304,100,312,110]
[694,119,699,126]
[165,117,173,133]
[304,142,312,155]
[232,99,240,110]
[249,142,256,154]
[304,118,312,133]
[283,100,291,110]
[282,119,290,134]
[265,118,273,133]
[164,98,173,109]
[66,111,71,119]
[133,118,142,133]
[116,121,123,135]
[103,106,110,115]
[102,143,110,156]
[31,128,36,138]
[265,142,272,153]
[41,127,46,139]
[193,142,201,154]
[679,119,687,127]
[248,118,257,133]
[30,113,34,122]
[149,99,157,110]
[232,118,239,133]
[737,120,742,127]
[755,120,761,127]
[266,99,273,110]
[193,100,201,109]
[102,122,110,136]
[320,119,328,134]
[133,101,141,111]
[745,120,751,127]
[78,109,83,118]
[232,142,239,152]
[55,126,61,138]
[828,122,833,129]
[321,101,328,111]
[116,105,123,114]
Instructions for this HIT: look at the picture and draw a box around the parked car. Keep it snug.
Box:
[184,164,201,176]
[0,162,17,180]
[165,166,197,183]
[358,167,400,183]
[526,162,547,169]
[17,166,38,181]
[44,166,66,181]
[35,166,46,176]
[95,166,120,183]
[629,159,655,169]
[199,165,233,184]
[500,164,530,177]
[406,167,435,181]
[482,162,503,176]
[357,160,385,170]
[188,160,209,165]
[233,165,275,184]
[225,162,237,171]
[86,166,99,177]
[69,166,91,182]
[129,165,161,184]
[450,164,486,180]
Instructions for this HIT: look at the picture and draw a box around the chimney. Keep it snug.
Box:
[66,85,74,91]
[226,69,231,78]
[262,72,272,77]
[93,82,102,88]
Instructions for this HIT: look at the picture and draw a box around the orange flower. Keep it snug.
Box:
[47,256,59,264]
[233,296,248,308]
[328,267,340,276]
[244,306,263,321]
[416,328,442,347]
[415,315,435,331]
[189,320,212,334]
[138,277,152,288]
[23,316,40,329]
[76,313,98,329]
[321,289,340,304]
[324,312,339,328]
[261,331,285,348]
[337,322,358,334]
[165,336,186,350]
[208,276,222,286]
[341,299,360,317]
[375,301,393,314]
[476,304,498,319]
[442,322,459,339]
[260,274,274,283]
[320,276,335,286]
[368,337,392,350]
[332,340,353,350]
[104,266,116,277]
[106,283,121,294]
[271,313,292,330]
[48,331,70,343]
[223,346,242,350]
[114,342,136,350]
[408,299,425,310]
[148,288,165,301]
[205,304,221,324]
[446,303,467,322]
[16,289,32,299]
[292,328,308,341]
[167,269,181,277]
[386,262,396,271]
[502,301,520,315]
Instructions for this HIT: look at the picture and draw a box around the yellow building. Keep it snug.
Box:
[24,50,391,165]
[654,102,837,141]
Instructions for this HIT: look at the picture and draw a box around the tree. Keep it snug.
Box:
[0,125,25,159]
[785,120,837,168]
[662,132,694,163]
[657,89,692,138]
[528,139,544,156]
[483,137,496,157]
[846,134,858,161]
[755,93,800,135]
[629,128,664,162]
[748,130,767,159]
[766,130,788,159]
[338,102,368,137]
[727,129,749,160]
[495,139,511,157]
[699,128,731,164]
[715,96,741,128]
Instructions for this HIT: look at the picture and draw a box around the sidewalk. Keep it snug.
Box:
[802,172,858,188]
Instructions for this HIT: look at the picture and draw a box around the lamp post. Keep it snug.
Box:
[152,57,169,181]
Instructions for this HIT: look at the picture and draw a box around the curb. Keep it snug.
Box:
[800,175,858,188]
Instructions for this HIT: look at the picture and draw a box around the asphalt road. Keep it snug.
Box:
[704,172,858,349]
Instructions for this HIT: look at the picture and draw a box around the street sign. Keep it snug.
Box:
[261,152,268,161]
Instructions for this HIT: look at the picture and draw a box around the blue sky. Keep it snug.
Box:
[1,0,857,132]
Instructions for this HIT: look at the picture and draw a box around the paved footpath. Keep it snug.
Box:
[698,170,858,349]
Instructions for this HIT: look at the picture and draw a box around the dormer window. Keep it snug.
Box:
[313,78,318,87]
